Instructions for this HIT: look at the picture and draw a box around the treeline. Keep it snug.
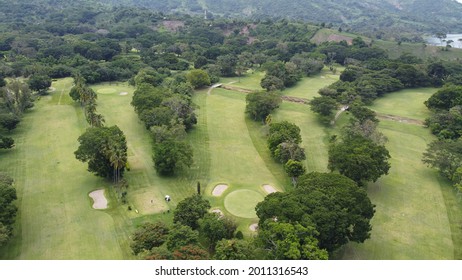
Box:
[131,69,199,175]
[423,71,462,194]
[69,75,129,202]
[0,173,17,247]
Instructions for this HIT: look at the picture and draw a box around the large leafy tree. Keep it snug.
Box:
[245,91,281,122]
[166,224,199,251]
[256,172,375,254]
[267,121,302,158]
[74,126,128,180]
[28,74,52,95]
[131,222,170,255]
[422,138,462,181]
[173,194,211,230]
[257,221,328,260]
[296,172,375,251]
[425,85,462,111]
[186,69,211,89]
[215,239,256,260]
[153,139,193,176]
[199,213,236,251]
[309,96,338,123]
[328,134,391,184]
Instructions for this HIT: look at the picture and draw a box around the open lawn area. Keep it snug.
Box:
[273,101,329,173]
[220,71,265,91]
[338,88,457,259]
[0,78,128,259]
[368,88,436,121]
[205,88,283,232]
[340,120,454,259]
[282,68,341,100]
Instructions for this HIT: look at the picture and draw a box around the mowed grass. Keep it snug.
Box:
[273,101,329,173]
[92,83,205,216]
[368,88,436,120]
[220,71,265,91]
[282,68,341,99]
[0,78,127,259]
[338,88,456,259]
[205,88,282,231]
[340,121,454,259]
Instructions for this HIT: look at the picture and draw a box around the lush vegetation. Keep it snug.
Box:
[1,0,462,261]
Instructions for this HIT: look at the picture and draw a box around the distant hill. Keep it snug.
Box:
[1,0,461,40]
[106,0,462,40]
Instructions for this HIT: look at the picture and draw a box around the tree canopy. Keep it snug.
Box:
[74,125,128,180]
[256,172,375,254]
[245,91,281,122]
[173,194,211,230]
[328,134,390,184]
[0,173,17,246]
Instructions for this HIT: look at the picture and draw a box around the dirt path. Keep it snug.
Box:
[376,113,424,125]
[216,84,424,127]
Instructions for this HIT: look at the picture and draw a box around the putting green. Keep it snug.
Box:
[224,189,264,218]
[97,88,117,94]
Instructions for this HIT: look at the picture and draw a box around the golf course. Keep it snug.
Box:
[1,69,461,259]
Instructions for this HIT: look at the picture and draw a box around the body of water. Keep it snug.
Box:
[426,34,462,49]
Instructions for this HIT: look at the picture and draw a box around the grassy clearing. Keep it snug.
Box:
[336,88,456,259]
[282,68,341,100]
[340,120,454,259]
[0,78,127,259]
[220,71,265,91]
[374,40,462,60]
[311,28,371,45]
[369,88,436,121]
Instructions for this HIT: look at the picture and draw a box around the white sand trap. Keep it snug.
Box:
[89,189,108,209]
[49,87,56,92]
[212,184,228,196]
[249,223,258,232]
[263,184,278,194]
[119,92,128,96]
[211,209,224,217]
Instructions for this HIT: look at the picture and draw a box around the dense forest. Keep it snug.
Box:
[1,0,462,260]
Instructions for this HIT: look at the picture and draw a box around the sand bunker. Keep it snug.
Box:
[211,209,224,217]
[263,184,278,194]
[249,223,258,232]
[49,87,56,92]
[212,184,228,196]
[119,92,128,96]
[89,189,108,209]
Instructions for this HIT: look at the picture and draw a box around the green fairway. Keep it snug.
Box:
[337,88,456,259]
[368,88,436,121]
[205,88,283,230]
[273,101,329,173]
[282,68,341,100]
[92,83,206,216]
[2,74,459,260]
[0,78,127,259]
[341,121,454,259]
[220,71,265,91]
